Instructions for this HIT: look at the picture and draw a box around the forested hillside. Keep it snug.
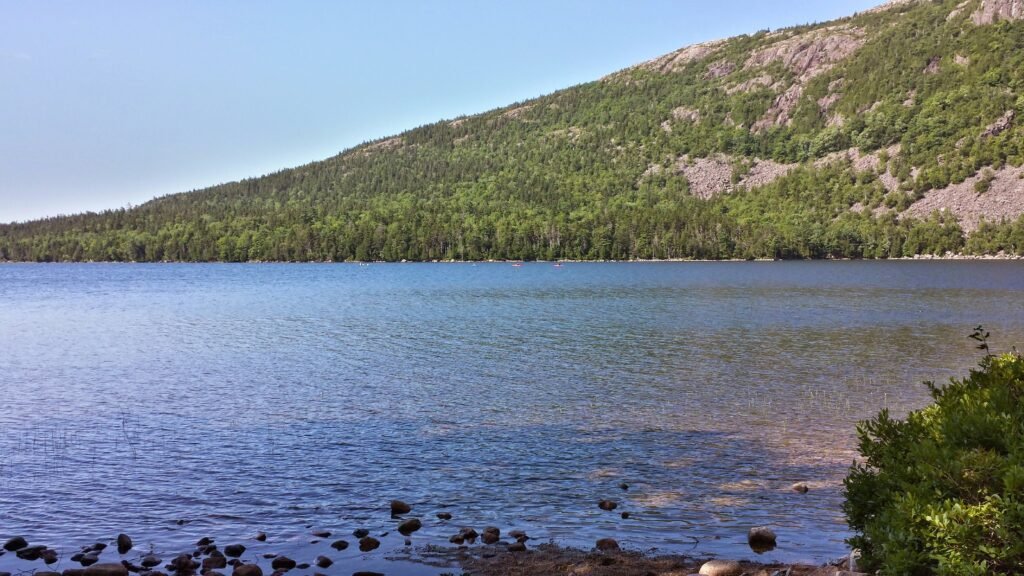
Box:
[3,0,1024,262]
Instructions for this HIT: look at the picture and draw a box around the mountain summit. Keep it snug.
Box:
[3,0,1023,261]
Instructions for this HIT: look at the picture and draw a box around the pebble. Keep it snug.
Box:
[223,545,245,558]
[330,540,349,551]
[595,538,619,552]
[358,537,380,552]
[231,565,262,576]
[598,500,618,511]
[390,500,411,515]
[397,518,422,535]
[698,560,743,576]
[315,556,332,569]
[3,537,27,552]
[269,557,295,571]
[117,534,133,554]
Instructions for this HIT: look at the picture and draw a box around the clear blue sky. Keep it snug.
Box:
[0,0,882,223]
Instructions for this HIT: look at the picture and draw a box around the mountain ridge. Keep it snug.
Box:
[3,0,1024,261]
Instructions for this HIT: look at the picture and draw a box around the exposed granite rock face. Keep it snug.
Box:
[674,154,799,199]
[743,26,866,131]
[902,165,1024,232]
[972,0,1024,24]
[639,40,727,74]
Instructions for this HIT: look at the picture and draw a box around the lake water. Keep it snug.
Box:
[2,262,1023,572]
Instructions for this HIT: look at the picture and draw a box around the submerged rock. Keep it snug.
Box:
[315,556,332,569]
[3,537,27,552]
[83,564,129,576]
[231,565,261,576]
[117,534,133,554]
[16,545,48,561]
[329,540,349,551]
[80,554,101,567]
[358,537,380,552]
[390,500,411,515]
[619,482,630,491]
[223,545,245,559]
[141,556,162,569]
[792,482,810,494]
[699,559,743,576]
[748,526,777,553]
[253,533,266,543]
[436,512,452,520]
[397,518,422,535]
[42,549,59,564]
[269,557,295,571]
[311,531,331,538]
[352,529,369,539]
[481,527,500,545]
[598,500,618,511]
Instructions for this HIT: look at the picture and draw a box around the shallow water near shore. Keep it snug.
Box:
[2,261,1024,572]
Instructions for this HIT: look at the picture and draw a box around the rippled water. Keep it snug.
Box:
[2,262,1023,571]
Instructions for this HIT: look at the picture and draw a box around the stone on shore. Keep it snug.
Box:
[390,500,411,515]
[508,541,527,552]
[80,553,101,567]
[595,538,620,552]
[253,533,266,542]
[141,556,162,568]
[231,565,261,576]
[358,537,380,552]
[42,549,59,564]
[170,553,196,572]
[315,556,332,569]
[699,560,743,576]
[397,518,422,535]
[84,563,129,576]
[459,528,478,541]
[3,537,28,551]
[117,534,133,554]
[196,538,213,547]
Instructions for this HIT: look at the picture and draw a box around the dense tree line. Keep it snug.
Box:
[2,0,1022,262]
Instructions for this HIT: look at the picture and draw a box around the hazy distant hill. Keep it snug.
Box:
[3,0,1024,261]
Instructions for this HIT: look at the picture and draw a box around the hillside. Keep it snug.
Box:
[3,0,1024,262]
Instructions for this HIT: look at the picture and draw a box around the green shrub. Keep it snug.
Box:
[844,345,1024,575]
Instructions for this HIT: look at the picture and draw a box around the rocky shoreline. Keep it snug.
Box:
[1,499,867,576]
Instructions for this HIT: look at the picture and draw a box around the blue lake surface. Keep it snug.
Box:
[2,261,1024,571]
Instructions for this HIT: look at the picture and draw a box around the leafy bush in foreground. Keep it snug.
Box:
[844,345,1024,575]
